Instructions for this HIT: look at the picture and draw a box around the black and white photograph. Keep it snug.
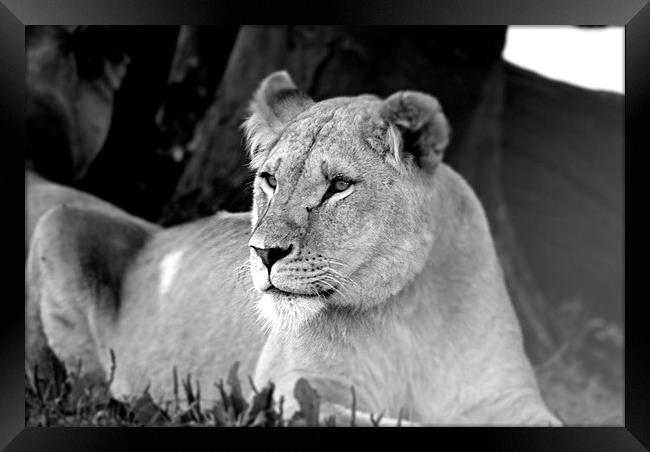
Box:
[23,25,625,429]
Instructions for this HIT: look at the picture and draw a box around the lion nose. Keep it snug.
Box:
[251,244,293,271]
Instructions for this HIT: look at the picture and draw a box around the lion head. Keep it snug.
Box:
[243,71,451,331]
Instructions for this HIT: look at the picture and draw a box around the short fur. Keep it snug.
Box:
[26,72,560,426]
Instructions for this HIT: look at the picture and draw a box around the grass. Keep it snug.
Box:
[26,351,621,427]
[26,300,622,427]
[26,358,357,427]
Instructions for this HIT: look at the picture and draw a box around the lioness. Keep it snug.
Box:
[27,71,560,426]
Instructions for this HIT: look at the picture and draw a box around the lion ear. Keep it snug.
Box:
[243,71,314,168]
[379,91,451,172]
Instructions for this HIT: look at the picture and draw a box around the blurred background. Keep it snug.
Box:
[25,25,623,425]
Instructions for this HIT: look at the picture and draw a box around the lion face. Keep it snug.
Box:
[243,72,450,330]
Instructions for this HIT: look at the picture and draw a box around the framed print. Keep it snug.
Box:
[3,0,648,449]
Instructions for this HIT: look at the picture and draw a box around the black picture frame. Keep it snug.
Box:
[4,0,648,449]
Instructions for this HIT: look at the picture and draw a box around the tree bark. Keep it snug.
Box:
[155,26,239,163]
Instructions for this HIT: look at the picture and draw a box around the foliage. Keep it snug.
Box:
[26,358,349,427]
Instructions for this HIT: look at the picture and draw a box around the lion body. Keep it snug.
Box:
[26,72,560,425]
[28,196,265,398]
[104,213,266,399]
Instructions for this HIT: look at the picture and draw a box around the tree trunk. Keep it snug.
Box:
[155,26,239,164]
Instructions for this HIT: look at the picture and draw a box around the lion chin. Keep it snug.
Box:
[255,290,326,334]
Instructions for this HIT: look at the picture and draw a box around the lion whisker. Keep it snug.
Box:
[326,268,360,291]
[318,278,344,297]
[320,275,353,304]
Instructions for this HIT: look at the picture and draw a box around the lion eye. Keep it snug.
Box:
[261,173,277,189]
[332,179,351,192]
[321,176,355,204]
